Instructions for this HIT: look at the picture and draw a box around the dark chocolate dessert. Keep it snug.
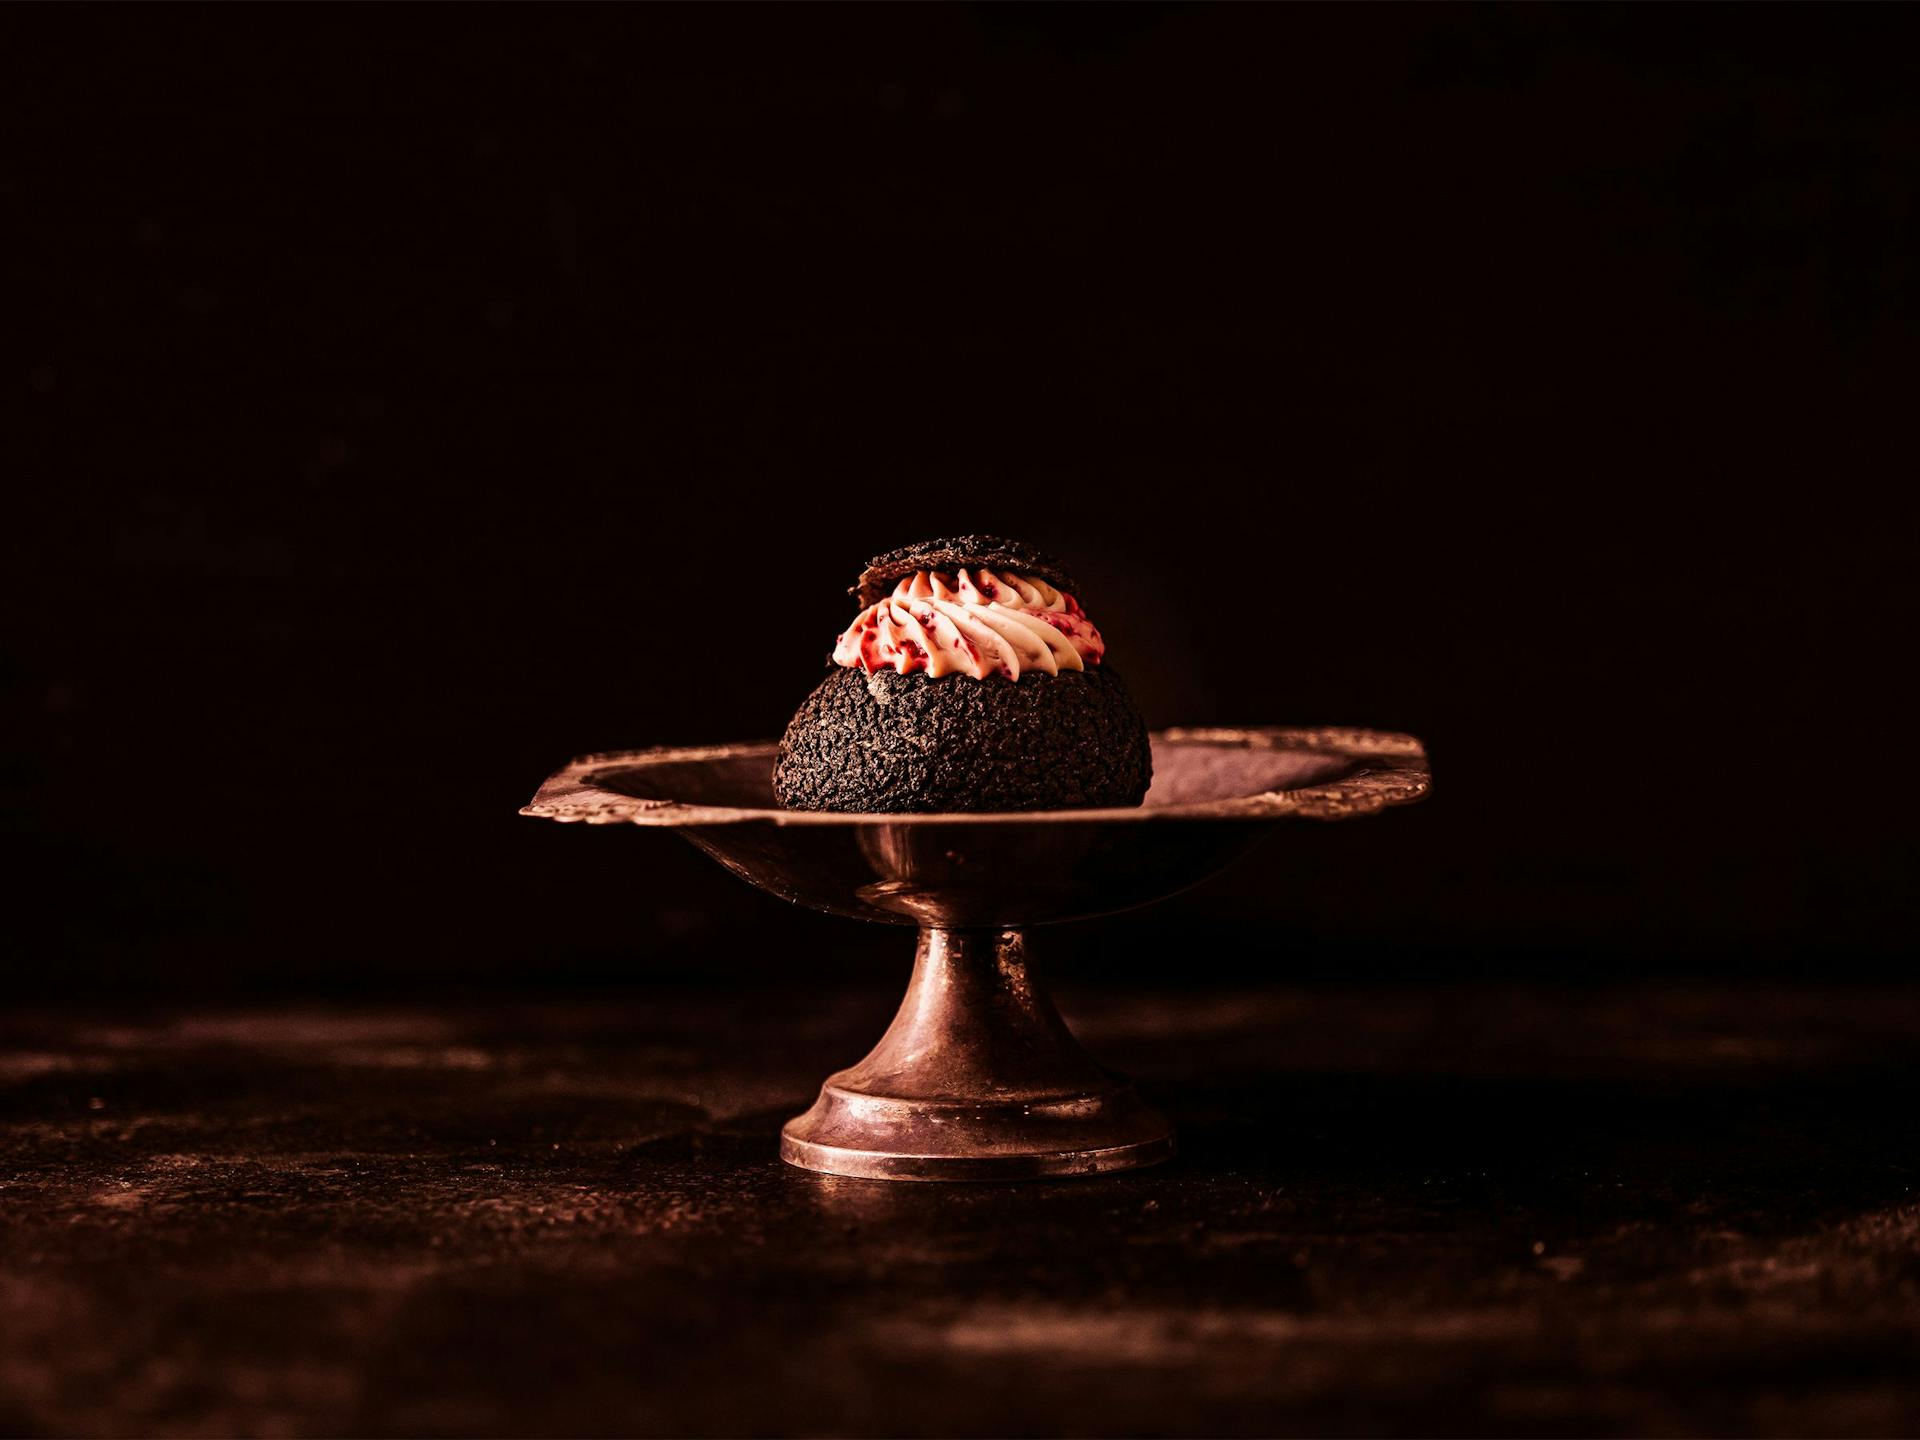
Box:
[773,536,1152,812]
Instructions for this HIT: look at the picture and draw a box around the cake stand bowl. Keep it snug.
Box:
[521,727,1430,1181]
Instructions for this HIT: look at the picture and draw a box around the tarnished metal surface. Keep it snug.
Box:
[520,728,1430,1179]
[779,927,1177,1180]
[520,727,1431,829]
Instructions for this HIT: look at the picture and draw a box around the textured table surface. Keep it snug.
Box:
[4,982,1919,1437]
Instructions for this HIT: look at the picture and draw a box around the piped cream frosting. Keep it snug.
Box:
[832,568,1105,680]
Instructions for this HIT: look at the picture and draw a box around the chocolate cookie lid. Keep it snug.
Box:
[852,535,1079,606]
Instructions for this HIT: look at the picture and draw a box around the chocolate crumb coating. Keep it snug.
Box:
[773,666,1153,813]
[853,535,1078,607]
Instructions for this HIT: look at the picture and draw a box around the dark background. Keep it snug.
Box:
[8,5,1909,999]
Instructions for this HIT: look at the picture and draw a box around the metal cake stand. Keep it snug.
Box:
[521,727,1431,1181]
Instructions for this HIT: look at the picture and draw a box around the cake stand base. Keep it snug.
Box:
[779,926,1176,1181]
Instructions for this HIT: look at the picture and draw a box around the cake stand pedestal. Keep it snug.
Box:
[521,727,1430,1181]
[779,925,1176,1179]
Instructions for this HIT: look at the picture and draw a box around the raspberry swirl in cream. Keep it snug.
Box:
[833,568,1106,680]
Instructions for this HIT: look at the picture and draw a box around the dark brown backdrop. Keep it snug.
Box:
[7,5,1908,997]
